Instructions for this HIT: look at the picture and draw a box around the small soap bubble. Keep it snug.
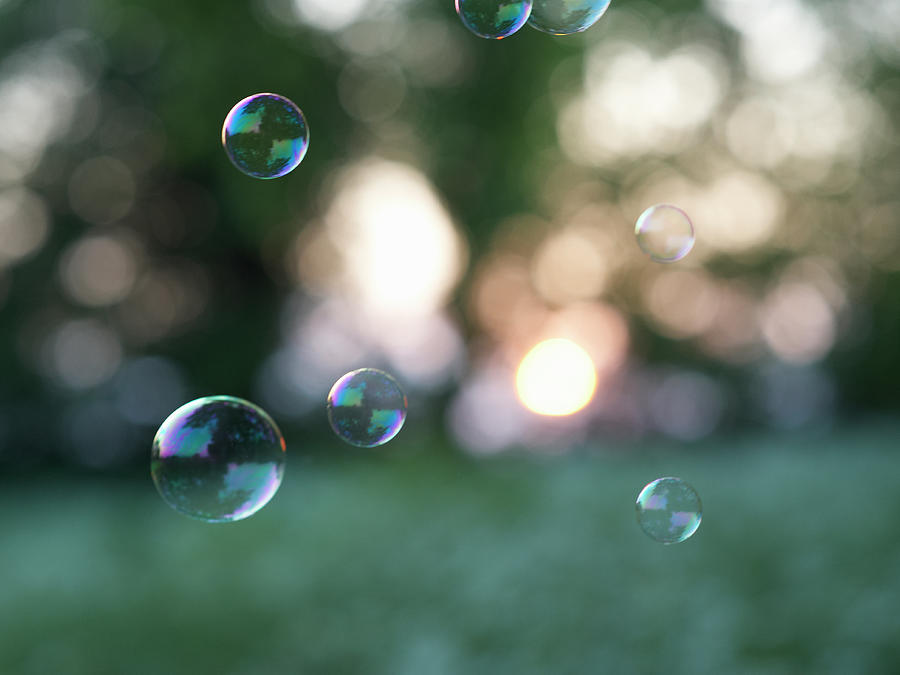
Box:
[528,0,611,35]
[635,204,695,263]
[222,93,309,179]
[636,477,702,544]
[456,0,533,39]
[327,368,408,447]
[151,396,286,522]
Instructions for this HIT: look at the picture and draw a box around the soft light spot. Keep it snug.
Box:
[516,338,597,416]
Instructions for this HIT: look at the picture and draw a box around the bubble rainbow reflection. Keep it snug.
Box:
[151,396,286,522]
[327,368,408,447]
[222,93,309,179]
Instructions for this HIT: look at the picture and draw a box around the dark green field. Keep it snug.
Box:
[2,428,898,674]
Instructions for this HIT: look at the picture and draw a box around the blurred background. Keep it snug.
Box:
[1,0,899,672]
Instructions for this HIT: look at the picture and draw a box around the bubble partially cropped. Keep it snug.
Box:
[635,204,695,263]
[327,368,408,447]
[151,396,286,522]
[528,0,611,35]
[222,93,309,179]
[456,0,533,39]
[636,477,702,544]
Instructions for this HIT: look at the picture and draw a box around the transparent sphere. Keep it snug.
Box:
[528,0,611,35]
[636,477,702,544]
[151,396,286,522]
[456,0,533,39]
[635,204,695,263]
[222,93,309,179]
[327,368,408,447]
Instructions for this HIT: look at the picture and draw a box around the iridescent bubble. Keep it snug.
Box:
[456,0,533,39]
[635,204,695,263]
[327,368,408,447]
[222,93,309,179]
[151,396,286,522]
[528,0,611,35]
[636,477,702,544]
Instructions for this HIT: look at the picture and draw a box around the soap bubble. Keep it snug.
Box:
[636,477,702,544]
[528,0,611,35]
[151,396,286,522]
[456,0,533,39]
[635,204,695,263]
[327,368,408,447]
[222,93,309,179]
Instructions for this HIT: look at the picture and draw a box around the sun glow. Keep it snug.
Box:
[515,338,598,416]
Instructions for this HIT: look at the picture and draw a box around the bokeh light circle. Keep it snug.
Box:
[151,396,286,523]
[222,93,309,179]
[515,338,597,416]
[327,368,408,447]
[635,204,695,263]
[635,477,702,544]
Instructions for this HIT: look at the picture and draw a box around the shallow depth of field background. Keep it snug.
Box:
[0,0,899,673]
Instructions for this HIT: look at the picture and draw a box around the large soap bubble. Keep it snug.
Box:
[528,0,611,35]
[457,0,533,39]
[151,396,286,522]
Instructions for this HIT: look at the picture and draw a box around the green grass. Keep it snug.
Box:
[1,429,899,674]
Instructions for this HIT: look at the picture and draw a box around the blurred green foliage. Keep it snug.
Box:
[0,0,898,471]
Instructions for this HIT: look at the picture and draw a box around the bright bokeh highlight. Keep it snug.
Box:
[151,396,286,522]
[558,45,726,165]
[456,0,533,39]
[515,338,597,416]
[327,368,408,447]
[528,0,610,35]
[319,159,466,317]
[635,204,695,263]
[222,93,309,179]
[636,477,702,544]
